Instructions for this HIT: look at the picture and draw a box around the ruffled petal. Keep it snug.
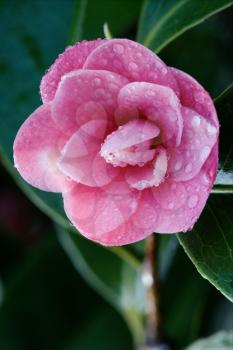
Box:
[100,119,159,167]
[118,82,183,147]
[97,144,218,245]
[171,67,218,125]
[151,147,217,233]
[52,69,128,136]
[40,39,106,103]
[126,147,168,190]
[84,189,158,246]
[63,179,140,239]
[168,107,219,182]
[13,104,72,192]
[58,120,119,187]
[84,39,180,95]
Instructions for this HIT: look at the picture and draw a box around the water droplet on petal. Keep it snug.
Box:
[92,78,101,87]
[113,44,124,54]
[168,202,174,209]
[200,146,211,162]
[191,115,201,127]
[128,62,138,71]
[185,163,193,173]
[206,123,217,135]
[174,161,182,171]
[188,194,198,209]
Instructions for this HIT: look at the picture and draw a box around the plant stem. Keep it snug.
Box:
[143,234,161,346]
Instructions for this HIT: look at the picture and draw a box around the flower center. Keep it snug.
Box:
[100,119,160,167]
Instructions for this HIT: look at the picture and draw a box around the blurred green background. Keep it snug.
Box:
[0,0,233,349]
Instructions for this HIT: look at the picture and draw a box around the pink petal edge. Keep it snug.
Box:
[13,104,73,192]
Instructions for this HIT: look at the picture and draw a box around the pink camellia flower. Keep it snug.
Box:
[13,39,219,246]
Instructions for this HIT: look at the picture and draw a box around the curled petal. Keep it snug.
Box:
[84,39,180,95]
[151,144,218,233]
[84,189,158,246]
[118,82,183,147]
[100,119,159,167]
[13,104,72,192]
[63,179,140,239]
[58,120,119,187]
[52,69,128,136]
[126,147,168,190]
[168,107,219,181]
[40,39,106,103]
[171,67,218,125]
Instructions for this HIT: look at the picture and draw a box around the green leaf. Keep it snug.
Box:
[185,331,233,350]
[57,227,145,345]
[69,0,88,44]
[177,194,233,302]
[161,243,211,348]
[0,234,122,350]
[137,0,233,53]
[82,0,142,40]
[214,84,233,191]
[0,0,77,225]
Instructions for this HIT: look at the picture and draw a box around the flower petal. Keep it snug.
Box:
[85,190,158,246]
[126,147,168,190]
[84,39,180,95]
[168,107,219,181]
[58,120,119,187]
[40,39,106,103]
[98,145,218,246]
[63,179,140,239]
[100,119,159,167]
[118,82,183,147]
[171,67,218,125]
[13,104,72,192]
[52,69,128,136]
[151,146,218,233]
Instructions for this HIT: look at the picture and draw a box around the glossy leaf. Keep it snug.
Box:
[0,0,76,225]
[178,194,233,302]
[161,243,211,348]
[214,84,233,190]
[186,331,233,350]
[57,227,145,345]
[137,0,233,53]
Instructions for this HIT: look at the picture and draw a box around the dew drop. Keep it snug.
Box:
[93,77,101,86]
[128,62,138,71]
[206,123,217,135]
[191,115,201,127]
[200,146,210,162]
[185,163,193,173]
[188,194,198,209]
[113,44,124,54]
[95,88,105,98]
[168,202,174,209]
[174,161,182,171]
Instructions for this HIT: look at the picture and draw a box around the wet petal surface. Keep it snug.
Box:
[59,120,119,187]
[40,39,106,102]
[84,39,180,95]
[14,104,72,192]
[168,107,218,181]
[118,82,183,147]
[52,69,128,136]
